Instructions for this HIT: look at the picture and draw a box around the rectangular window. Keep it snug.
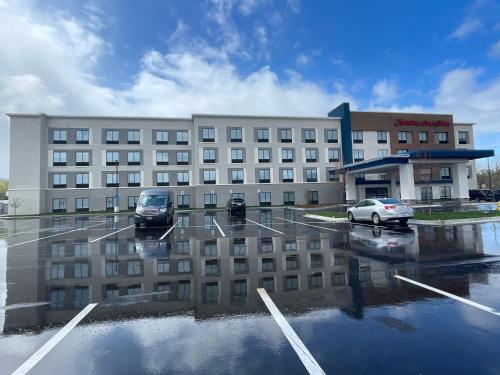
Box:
[304,129,316,143]
[52,198,67,213]
[398,131,410,144]
[177,194,190,208]
[436,132,449,144]
[156,151,169,165]
[105,261,119,276]
[305,168,318,182]
[231,192,245,200]
[51,263,65,279]
[398,149,408,154]
[281,169,294,183]
[203,148,216,163]
[258,148,270,163]
[76,129,89,144]
[74,242,88,257]
[157,259,170,274]
[128,172,141,187]
[127,151,140,165]
[156,131,169,144]
[53,129,67,144]
[178,259,191,273]
[204,282,218,303]
[231,148,243,163]
[280,128,292,143]
[258,169,270,183]
[309,272,323,288]
[204,193,217,208]
[202,128,215,142]
[352,130,363,143]
[106,172,119,187]
[377,131,387,144]
[305,148,318,162]
[177,172,189,186]
[75,151,89,166]
[74,286,89,308]
[76,173,89,188]
[308,191,319,204]
[127,260,141,276]
[234,258,248,274]
[281,148,294,162]
[419,131,428,143]
[233,279,247,296]
[262,258,275,272]
[286,255,299,270]
[127,130,140,144]
[156,172,169,186]
[311,254,323,268]
[458,131,468,144]
[232,239,246,255]
[176,130,188,145]
[176,151,189,165]
[259,192,271,206]
[230,128,242,142]
[440,185,451,199]
[53,151,67,166]
[283,191,295,205]
[332,272,346,286]
[327,129,338,143]
[231,169,244,184]
[257,128,269,142]
[285,275,298,290]
[106,130,119,144]
[53,174,67,188]
[328,148,340,162]
[106,197,115,211]
[203,170,216,184]
[440,167,451,179]
[106,151,120,166]
[377,149,388,157]
[262,277,274,292]
[328,169,339,182]
[75,198,89,212]
[51,242,65,257]
[353,149,364,162]
[284,240,297,252]
[74,262,89,278]
[128,196,139,209]
[203,240,218,256]
[205,259,219,275]
[421,186,432,200]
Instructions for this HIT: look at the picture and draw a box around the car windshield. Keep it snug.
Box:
[232,198,244,203]
[378,198,403,204]
[138,195,166,206]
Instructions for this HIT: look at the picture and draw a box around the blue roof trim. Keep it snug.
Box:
[342,155,409,172]
[328,103,352,165]
[408,149,494,159]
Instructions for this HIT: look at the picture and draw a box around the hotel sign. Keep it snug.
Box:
[394,119,450,127]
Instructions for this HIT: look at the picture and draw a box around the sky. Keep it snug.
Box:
[1,0,500,179]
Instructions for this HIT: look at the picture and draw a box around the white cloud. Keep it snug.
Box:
[450,18,482,39]
[488,39,500,59]
[296,53,311,66]
[287,0,300,13]
[238,0,261,15]
[371,79,398,104]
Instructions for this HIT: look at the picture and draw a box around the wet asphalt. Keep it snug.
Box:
[1,208,500,375]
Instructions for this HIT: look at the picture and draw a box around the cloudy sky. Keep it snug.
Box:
[1,0,500,178]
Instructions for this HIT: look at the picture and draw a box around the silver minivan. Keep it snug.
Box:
[134,189,174,228]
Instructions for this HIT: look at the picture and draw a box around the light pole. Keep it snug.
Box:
[114,160,120,213]
[487,157,492,190]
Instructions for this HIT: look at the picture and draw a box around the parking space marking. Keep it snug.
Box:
[89,224,135,243]
[257,288,326,375]
[160,220,180,240]
[276,217,340,232]
[212,219,226,237]
[12,303,98,375]
[395,275,500,317]
[244,218,284,234]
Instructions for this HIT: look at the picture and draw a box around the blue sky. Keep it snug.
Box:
[1,0,500,178]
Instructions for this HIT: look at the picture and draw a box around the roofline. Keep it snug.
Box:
[454,122,476,126]
[192,113,340,120]
[351,110,454,117]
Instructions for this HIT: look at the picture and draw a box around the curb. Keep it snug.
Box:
[304,214,348,222]
[409,217,500,226]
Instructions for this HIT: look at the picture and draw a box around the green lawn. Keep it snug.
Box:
[413,210,500,221]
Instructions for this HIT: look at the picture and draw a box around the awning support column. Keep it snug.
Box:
[452,162,470,200]
[345,173,357,202]
[399,163,416,202]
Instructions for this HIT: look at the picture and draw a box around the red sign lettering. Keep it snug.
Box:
[394,119,450,127]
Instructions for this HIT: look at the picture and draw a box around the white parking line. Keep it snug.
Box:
[245,218,284,234]
[257,288,326,375]
[89,224,135,243]
[213,219,226,237]
[276,217,340,232]
[394,274,500,317]
[12,303,98,375]
[160,220,180,240]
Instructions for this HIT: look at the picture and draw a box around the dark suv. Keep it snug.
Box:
[226,198,246,215]
[135,189,174,228]
[469,189,495,202]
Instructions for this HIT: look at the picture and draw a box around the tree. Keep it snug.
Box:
[0,179,8,200]
[9,198,22,216]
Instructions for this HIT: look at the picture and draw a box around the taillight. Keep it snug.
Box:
[384,205,396,210]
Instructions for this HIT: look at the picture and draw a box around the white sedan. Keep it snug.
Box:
[347,198,414,225]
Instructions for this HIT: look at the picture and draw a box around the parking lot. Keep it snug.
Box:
[1,208,500,374]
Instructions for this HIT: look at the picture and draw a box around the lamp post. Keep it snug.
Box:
[487,157,492,190]
[114,160,119,213]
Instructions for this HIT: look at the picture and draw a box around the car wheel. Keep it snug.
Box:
[372,213,381,225]
[399,218,408,225]
[348,211,355,222]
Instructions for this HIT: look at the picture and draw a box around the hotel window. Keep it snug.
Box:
[202,127,215,142]
[127,151,140,165]
[106,172,119,187]
[328,170,339,182]
[106,130,119,144]
[304,129,316,143]
[76,173,89,188]
[282,169,294,183]
[440,186,451,199]
[205,259,219,275]
[51,263,65,279]
[458,131,468,144]
[203,170,216,184]
[305,148,318,162]
[308,191,319,204]
[232,239,246,256]
[53,151,67,166]
[177,194,190,208]
[398,149,408,154]
[176,130,188,145]
[178,259,191,273]
[128,172,141,187]
[233,279,247,296]
[203,240,218,256]
[176,151,189,165]
[74,287,89,308]
[74,242,88,257]
[231,169,244,184]
[353,149,364,162]
[419,131,428,143]
[259,192,271,206]
[285,275,298,290]
[203,148,216,163]
[128,260,141,276]
[282,192,295,206]
[52,198,67,213]
[332,272,345,286]
[398,131,411,144]
[105,261,119,276]
[106,151,119,166]
[286,255,299,270]
[75,198,89,212]
[435,132,449,144]
[311,254,323,268]
[157,259,170,274]
[258,169,270,183]
[257,128,269,142]
[127,130,140,144]
[440,167,451,179]
[53,129,67,144]
[421,186,432,200]
[231,192,245,200]
[258,148,271,163]
[309,272,323,288]
[281,148,294,162]
[377,131,387,144]
[53,174,67,188]
[76,129,89,144]
[327,129,338,143]
[156,151,169,165]
[305,168,317,182]
[128,196,139,209]
[230,128,242,142]
[177,241,190,254]
[262,277,274,292]
[234,258,248,274]
[105,286,119,299]
[204,282,218,303]
[50,288,66,309]
[156,131,169,144]
[204,193,217,208]
[378,149,388,157]
[352,131,363,143]
[231,148,243,163]
[262,258,275,272]
[106,197,115,211]
[51,242,65,257]
[156,172,169,186]
[177,172,189,186]
[75,151,89,166]
[328,148,340,162]
[280,128,292,142]
[74,262,89,278]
